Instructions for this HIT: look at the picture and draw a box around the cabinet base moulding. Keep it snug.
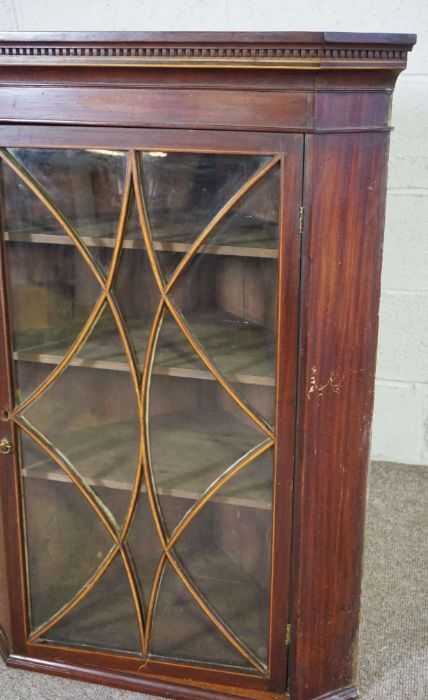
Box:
[6,654,290,700]
[5,653,360,700]
[312,686,359,700]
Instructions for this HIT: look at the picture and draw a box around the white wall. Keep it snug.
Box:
[1,0,427,465]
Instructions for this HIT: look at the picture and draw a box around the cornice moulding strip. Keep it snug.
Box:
[0,41,414,70]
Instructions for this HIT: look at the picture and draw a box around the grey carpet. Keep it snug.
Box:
[0,461,426,699]
[358,461,427,699]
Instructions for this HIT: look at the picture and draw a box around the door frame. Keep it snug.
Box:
[0,125,303,699]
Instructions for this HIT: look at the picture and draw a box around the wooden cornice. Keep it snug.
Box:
[0,31,416,71]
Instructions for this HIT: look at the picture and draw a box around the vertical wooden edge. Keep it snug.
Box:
[289,129,390,700]
[268,133,304,693]
[0,444,12,657]
[0,167,12,654]
[0,164,28,655]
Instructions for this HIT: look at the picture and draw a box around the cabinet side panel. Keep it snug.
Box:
[291,131,390,700]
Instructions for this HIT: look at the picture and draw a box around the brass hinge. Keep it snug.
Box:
[298,205,305,236]
[285,623,292,647]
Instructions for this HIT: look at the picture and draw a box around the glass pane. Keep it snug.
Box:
[112,193,161,372]
[148,309,267,537]
[150,561,253,670]
[126,493,163,614]
[195,164,279,253]
[7,148,126,250]
[170,166,279,426]
[140,152,270,280]
[21,305,141,526]
[172,449,274,666]
[19,431,113,633]
[42,555,141,654]
[1,162,103,403]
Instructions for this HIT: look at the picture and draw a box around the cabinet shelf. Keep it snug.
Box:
[21,413,272,510]
[13,310,275,388]
[4,224,278,260]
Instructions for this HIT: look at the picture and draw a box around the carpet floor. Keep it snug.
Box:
[0,461,426,699]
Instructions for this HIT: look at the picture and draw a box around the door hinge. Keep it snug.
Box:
[285,623,292,647]
[298,205,305,236]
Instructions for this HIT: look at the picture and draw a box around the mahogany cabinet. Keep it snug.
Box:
[0,32,415,700]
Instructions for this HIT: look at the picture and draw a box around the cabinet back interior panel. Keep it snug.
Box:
[0,31,415,700]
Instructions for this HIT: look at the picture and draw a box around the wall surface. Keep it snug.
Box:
[0,0,427,465]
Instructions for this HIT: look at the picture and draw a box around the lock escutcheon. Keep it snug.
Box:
[0,438,13,455]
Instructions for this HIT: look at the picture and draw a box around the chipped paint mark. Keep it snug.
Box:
[307,366,317,398]
[307,367,344,399]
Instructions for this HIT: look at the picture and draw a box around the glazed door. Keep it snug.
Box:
[0,128,302,694]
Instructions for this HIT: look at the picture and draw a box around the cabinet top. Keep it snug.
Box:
[0,31,416,70]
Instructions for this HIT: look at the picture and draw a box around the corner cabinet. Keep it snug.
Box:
[0,32,415,700]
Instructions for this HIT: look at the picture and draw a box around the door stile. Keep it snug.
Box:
[0,171,29,656]
[268,134,304,692]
